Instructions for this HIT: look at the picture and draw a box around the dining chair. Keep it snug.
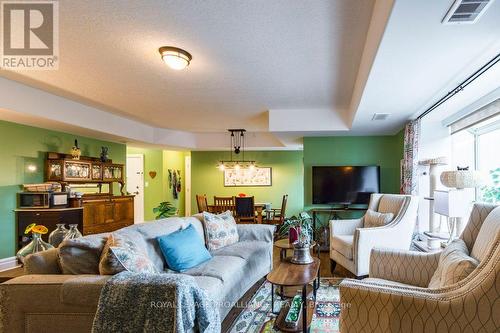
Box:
[267,194,288,225]
[234,196,256,223]
[196,194,208,213]
[213,196,235,214]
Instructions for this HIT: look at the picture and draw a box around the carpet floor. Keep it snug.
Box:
[227,278,342,333]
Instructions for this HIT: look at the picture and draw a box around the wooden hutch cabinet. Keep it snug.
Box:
[45,152,134,236]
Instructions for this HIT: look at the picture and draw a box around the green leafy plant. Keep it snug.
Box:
[153,201,178,219]
[277,212,314,243]
[480,167,500,203]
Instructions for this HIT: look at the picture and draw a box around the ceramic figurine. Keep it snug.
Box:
[100,146,109,162]
[71,139,81,160]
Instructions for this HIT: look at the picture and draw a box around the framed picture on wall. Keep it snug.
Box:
[224,167,272,187]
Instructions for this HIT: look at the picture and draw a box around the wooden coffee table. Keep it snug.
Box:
[267,257,320,333]
[274,239,319,262]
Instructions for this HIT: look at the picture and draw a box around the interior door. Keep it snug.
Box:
[185,155,191,216]
[126,154,144,223]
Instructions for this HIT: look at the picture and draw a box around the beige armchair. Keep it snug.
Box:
[330,194,419,277]
[340,203,500,333]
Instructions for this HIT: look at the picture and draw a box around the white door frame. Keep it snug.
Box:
[185,155,191,216]
[126,154,144,223]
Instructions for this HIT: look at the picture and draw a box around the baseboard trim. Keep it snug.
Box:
[0,256,19,272]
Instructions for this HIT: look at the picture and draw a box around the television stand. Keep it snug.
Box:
[338,202,351,210]
[310,206,368,248]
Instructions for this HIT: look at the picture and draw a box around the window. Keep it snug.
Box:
[451,114,500,203]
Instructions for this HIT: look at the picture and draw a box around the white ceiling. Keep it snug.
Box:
[350,0,500,135]
[1,0,500,149]
[1,0,373,132]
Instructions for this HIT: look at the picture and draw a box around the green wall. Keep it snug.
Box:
[126,147,186,220]
[126,147,164,221]
[0,120,126,259]
[163,150,187,217]
[191,151,304,216]
[303,132,404,208]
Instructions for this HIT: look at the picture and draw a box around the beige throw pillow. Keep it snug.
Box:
[99,233,158,275]
[363,209,394,228]
[58,235,107,274]
[202,211,239,251]
[470,206,500,262]
[428,239,479,289]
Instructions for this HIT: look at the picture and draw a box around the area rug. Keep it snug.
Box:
[228,278,342,333]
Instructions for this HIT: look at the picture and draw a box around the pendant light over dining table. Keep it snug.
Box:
[217,129,257,171]
[158,46,192,70]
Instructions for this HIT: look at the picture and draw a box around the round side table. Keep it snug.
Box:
[274,238,319,262]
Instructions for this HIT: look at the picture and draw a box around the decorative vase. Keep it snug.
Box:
[16,232,54,264]
[100,146,109,162]
[64,224,82,240]
[71,139,81,160]
[48,224,68,247]
[289,227,299,243]
[291,242,314,265]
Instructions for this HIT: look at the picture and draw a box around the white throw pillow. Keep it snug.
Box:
[363,209,394,228]
[428,239,478,289]
[202,211,239,251]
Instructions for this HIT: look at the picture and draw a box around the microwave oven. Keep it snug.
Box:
[19,192,69,209]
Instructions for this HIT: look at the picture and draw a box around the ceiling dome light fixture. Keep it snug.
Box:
[158,46,192,70]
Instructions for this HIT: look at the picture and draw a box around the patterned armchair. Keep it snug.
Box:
[330,194,419,277]
[339,203,500,333]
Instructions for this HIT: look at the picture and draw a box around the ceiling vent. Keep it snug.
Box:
[442,0,495,24]
[372,113,390,121]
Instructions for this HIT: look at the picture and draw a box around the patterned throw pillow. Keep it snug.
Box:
[99,233,158,275]
[363,209,394,228]
[428,239,479,288]
[202,211,239,251]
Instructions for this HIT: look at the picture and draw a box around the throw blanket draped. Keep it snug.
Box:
[92,272,220,333]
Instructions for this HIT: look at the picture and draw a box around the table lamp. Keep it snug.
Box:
[437,168,482,241]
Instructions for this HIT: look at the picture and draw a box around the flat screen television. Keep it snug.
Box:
[312,166,380,205]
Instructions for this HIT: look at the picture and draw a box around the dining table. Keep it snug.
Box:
[207,202,271,223]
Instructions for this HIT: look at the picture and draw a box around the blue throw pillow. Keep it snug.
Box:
[157,224,212,272]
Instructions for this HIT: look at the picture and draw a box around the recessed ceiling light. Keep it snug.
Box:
[158,46,192,70]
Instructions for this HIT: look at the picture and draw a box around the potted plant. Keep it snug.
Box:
[277,212,313,242]
[278,212,314,264]
[153,201,178,219]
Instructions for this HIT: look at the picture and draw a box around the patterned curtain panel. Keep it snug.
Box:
[400,119,420,195]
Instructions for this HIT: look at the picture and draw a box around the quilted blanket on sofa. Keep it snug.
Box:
[92,271,220,333]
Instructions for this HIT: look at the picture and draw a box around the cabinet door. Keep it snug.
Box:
[46,160,63,181]
[103,164,123,181]
[104,202,114,223]
[17,210,83,250]
[83,201,102,226]
[91,164,102,180]
[64,161,92,181]
[113,198,133,224]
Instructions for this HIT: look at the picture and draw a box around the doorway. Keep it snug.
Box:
[126,154,144,223]
[185,155,191,216]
